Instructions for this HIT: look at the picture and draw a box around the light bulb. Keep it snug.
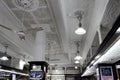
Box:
[55,69,58,72]
[0,56,8,61]
[75,27,86,35]
[75,66,78,69]
[74,55,82,60]
[33,65,36,69]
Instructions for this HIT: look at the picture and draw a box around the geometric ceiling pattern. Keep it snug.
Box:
[3,0,63,57]
[2,0,119,71]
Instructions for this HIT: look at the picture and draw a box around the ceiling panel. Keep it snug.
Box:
[1,0,113,68]
[33,8,51,19]
[2,0,63,61]
[3,0,16,8]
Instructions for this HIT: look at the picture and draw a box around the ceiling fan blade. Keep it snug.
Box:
[23,27,43,34]
[0,24,17,33]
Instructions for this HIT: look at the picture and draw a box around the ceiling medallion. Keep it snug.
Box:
[12,0,39,12]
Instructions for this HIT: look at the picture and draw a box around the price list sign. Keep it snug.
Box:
[100,66,114,80]
[29,70,44,79]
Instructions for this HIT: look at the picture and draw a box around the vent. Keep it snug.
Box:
[12,0,39,11]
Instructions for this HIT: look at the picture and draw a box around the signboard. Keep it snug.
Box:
[29,70,44,79]
[100,66,114,80]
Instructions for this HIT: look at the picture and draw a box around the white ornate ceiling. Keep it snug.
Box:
[0,0,111,68]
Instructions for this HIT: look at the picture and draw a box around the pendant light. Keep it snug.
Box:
[75,60,79,64]
[75,10,86,35]
[74,42,82,61]
[75,66,78,69]
[75,22,86,35]
[20,11,26,40]
[0,46,9,61]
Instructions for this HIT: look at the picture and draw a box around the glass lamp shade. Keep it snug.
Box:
[74,55,82,60]
[75,27,86,35]
[0,56,8,61]
[75,60,79,64]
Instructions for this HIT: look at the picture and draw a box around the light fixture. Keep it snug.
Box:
[74,55,82,60]
[75,60,79,64]
[74,10,86,35]
[0,56,8,61]
[75,22,86,35]
[33,65,37,69]
[55,69,58,72]
[74,41,82,60]
[17,31,25,40]
[75,66,78,69]
[75,27,86,35]
[0,46,9,61]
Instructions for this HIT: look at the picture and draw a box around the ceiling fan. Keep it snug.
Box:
[0,24,43,40]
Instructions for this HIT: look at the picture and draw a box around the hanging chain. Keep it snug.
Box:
[75,10,84,22]
[4,45,8,54]
[48,43,51,62]
[76,41,80,54]
[75,10,84,27]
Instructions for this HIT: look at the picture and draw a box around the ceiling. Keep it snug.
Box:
[48,0,109,64]
[0,0,117,70]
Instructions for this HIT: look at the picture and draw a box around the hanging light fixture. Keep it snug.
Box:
[0,46,9,61]
[74,55,82,60]
[75,66,78,69]
[75,60,79,64]
[74,50,82,60]
[74,10,86,35]
[74,41,82,60]
[75,22,86,35]
[0,56,8,61]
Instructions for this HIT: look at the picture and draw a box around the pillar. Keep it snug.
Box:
[33,30,46,61]
[29,30,48,80]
